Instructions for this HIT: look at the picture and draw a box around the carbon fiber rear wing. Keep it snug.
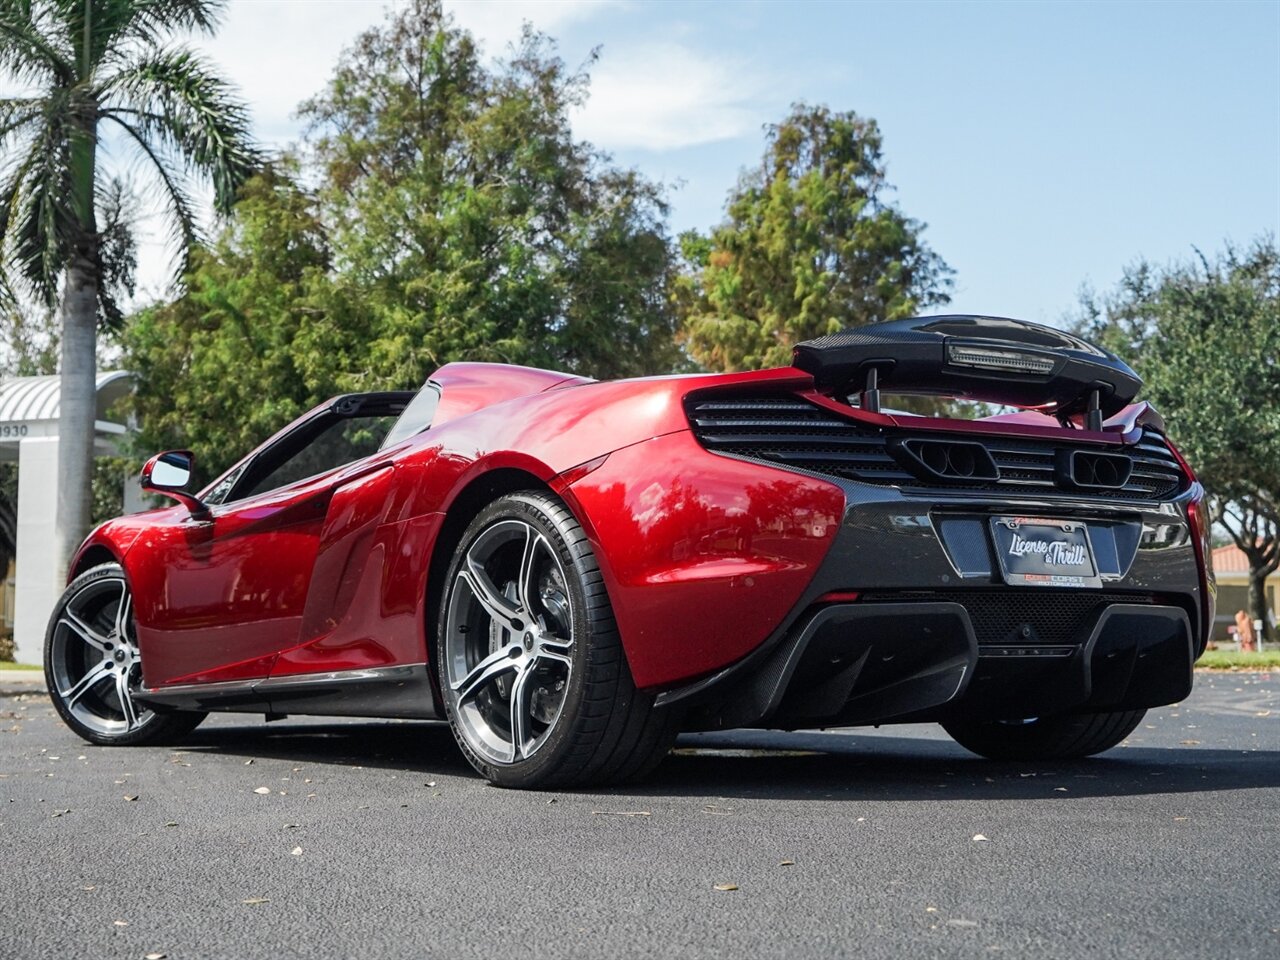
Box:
[792,315,1142,428]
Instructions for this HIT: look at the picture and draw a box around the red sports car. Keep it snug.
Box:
[44,316,1214,787]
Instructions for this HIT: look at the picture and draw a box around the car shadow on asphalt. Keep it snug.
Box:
[639,729,1280,802]
[175,718,1280,802]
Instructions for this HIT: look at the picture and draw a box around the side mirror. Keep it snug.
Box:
[141,450,210,520]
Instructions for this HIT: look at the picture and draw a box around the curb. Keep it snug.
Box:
[0,669,47,695]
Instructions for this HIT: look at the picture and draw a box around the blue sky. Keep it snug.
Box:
[159,0,1280,327]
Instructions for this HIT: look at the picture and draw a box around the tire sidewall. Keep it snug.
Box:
[44,562,166,746]
[436,492,603,788]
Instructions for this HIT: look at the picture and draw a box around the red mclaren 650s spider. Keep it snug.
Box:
[45,316,1214,788]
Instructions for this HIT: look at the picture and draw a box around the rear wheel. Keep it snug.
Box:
[45,563,206,746]
[943,709,1146,761]
[437,491,680,788]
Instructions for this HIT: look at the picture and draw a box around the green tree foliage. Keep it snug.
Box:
[0,0,260,567]
[125,0,685,481]
[1076,238,1280,638]
[126,167,336,484]
[676,104,954,372]
[299,0,682,383]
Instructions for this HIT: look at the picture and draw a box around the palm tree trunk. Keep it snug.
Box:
[55,252,98,575]
[55,81,101,578]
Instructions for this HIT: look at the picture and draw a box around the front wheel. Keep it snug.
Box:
[45,563,206,746]
[943,709,1146,761]
[437,491,680,788]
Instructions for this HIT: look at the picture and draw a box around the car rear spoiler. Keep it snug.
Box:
[792,315,1142,429]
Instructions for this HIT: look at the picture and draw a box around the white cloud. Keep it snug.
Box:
[194,1,398,149]
[445,0,618,56]
[124,1,397,299]
[573,41,769,151]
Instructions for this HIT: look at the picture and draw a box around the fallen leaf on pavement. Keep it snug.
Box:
[778,860,795,867]
[291,847,302,856]
[253,787,271,795]
[145,953,166,959]
[164,821,177,827]
[712,883,739,892]
[242,898,269,905]
[124,795,138,802]
[972,834,990,842]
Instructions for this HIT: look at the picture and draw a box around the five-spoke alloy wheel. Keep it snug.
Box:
[438,492,680,788]
[45,563,205,746]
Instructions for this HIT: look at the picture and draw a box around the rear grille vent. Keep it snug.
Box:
[686,396,1186,501]
[860,589,1155,647]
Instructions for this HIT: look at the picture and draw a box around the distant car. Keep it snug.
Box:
[45,316,1214,787]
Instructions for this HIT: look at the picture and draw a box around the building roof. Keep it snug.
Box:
[0,371,132,423]
[1213,543,1265,576]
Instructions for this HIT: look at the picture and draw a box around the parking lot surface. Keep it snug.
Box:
[1,671,1277,959]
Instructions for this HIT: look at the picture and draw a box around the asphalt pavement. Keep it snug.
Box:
[1,672,1278,960]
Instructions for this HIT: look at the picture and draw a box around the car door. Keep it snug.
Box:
[132,393,411,688]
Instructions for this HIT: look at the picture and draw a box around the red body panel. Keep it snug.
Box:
[127,471,339,686]
[67,359,1190,703]
[430,362,593,428]
[563,430,845,688]
[274,466,414,675]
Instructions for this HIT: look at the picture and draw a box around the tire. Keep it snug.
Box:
[436,491,681,788]
[943,709,1146,761]
[45,563,206,747]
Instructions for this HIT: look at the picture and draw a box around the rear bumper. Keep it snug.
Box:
[671,475,1205,730]
[689,596,1193,730]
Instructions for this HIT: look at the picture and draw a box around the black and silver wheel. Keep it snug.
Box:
[943,709,1146,761]
[438,491,680,788]
[45,563,205,746]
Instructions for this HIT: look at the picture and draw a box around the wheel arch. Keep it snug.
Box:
[423,467,557,690]
[69,544,120,580]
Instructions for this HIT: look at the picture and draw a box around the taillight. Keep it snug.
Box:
[1167,438,1216,647]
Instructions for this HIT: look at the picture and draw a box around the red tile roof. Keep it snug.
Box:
[1213,544,1255,574]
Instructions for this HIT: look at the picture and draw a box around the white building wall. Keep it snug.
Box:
[12,436,61,665]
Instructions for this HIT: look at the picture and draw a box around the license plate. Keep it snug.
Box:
[989,517,1101,588]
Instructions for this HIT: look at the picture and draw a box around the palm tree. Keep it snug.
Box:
[0,0,260,570]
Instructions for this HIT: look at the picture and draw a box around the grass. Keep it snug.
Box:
[0,661,40,671]
[1196,649,1280,670]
